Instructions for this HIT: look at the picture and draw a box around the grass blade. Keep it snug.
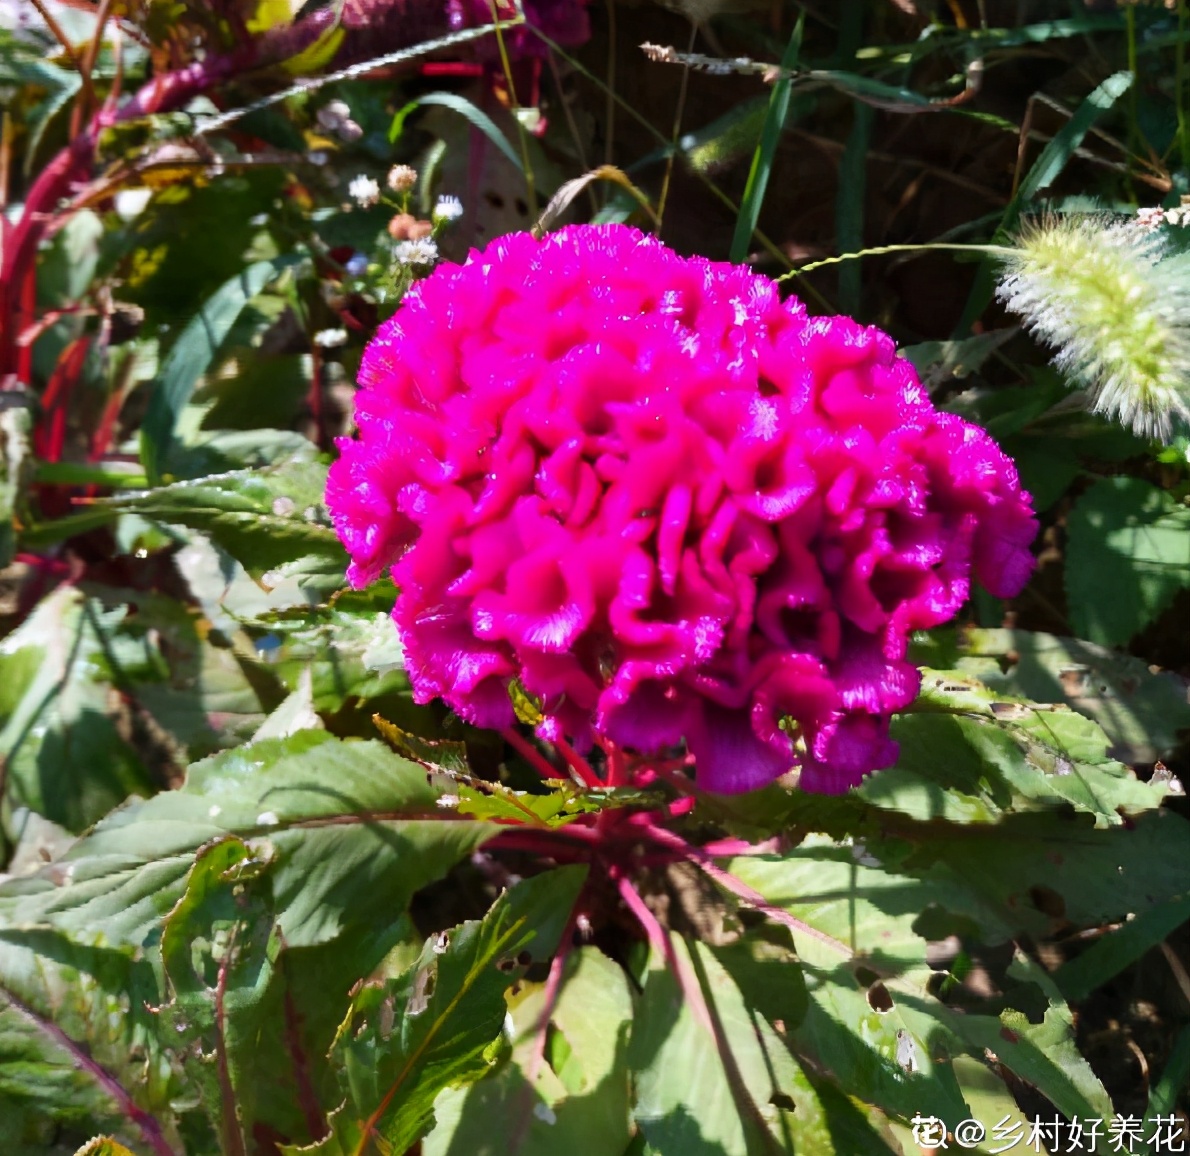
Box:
[729,14,803,263]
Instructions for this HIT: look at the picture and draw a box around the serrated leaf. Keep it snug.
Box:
[728,840,1122,1125]
[110,462,345,598]
[865,670,1170,826]
[73,1139,137,1156]
[372,715,471,776]
[923,627,1190,764]
[159,838,279,1150]
[1065,477,1190,647]
[0,731,494,949]
[303,866,587,1156]
[453,783,603,828]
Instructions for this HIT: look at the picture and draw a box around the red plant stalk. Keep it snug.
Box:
[33,335,91,462]
[0,9,337,383]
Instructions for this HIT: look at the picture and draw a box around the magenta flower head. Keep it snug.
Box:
[327,225,1037,794]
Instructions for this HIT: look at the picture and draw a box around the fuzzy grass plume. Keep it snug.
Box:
[995,214,1190,442]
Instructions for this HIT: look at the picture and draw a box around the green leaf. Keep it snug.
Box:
[0,402,32,569]
[391,92,523,174]
[110,460,346,599]
[728,841,1122,1126]
[305,866,587,1156]
[858,670,1171,827]
[0,587,156,833]
[944,954,1114,1125]
[902,329,1019,394]
[1066,477,1190,647]
[629,936,798,1156]
[159,837,294,1150]
[933,627,1190,764]
[0,731,494,949]
[424,946,634,1156]
[834,102,872,315]
[73,1139,138,1156]
[1051,895,1190,1003]
[1149,1023,1190,1119]
[140,258,295,484]
[1016,71,1134,204]
[729,15,804,263]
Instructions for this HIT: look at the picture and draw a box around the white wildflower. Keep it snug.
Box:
[387,164,418,193]
[995,214,1190,442]
[317,100,351,130]
[348,174,380,208]
[313,327,348,348]
[433,194,464,223]
[344,252,369,277]
[394,238,439,266]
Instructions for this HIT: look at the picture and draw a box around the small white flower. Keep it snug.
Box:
[348,174,380,208]
[433,195,464,223]
[344,252,369,277]
[394,238,439,266]
[313,327,348,348]
[317,100,351,129]
[387,164,418,193]
[114,188,152,220]
[1137,206,1166,232]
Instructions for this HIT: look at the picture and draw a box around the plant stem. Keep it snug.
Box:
[1179,0,1189,173]
[780,242,1016,280]
[613,872,713,1035]
[501,727,561,782]
[488,0,538,219]
[640,823,854,958]
[656,22,697,235]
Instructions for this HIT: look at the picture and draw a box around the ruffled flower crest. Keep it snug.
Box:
[327,225,1037,794]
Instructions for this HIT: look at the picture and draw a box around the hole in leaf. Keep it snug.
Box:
[853,965,880,987]
[867,982,894,1013]
[1028,885,1066,919]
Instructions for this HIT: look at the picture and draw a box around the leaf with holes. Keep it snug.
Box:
[299,866,587,1156]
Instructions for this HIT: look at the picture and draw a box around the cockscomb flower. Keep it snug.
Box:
[327,225,1037,794]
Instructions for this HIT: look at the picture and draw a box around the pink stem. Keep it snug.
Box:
[552,735,601,788]
[527,904,579,1081]
[501,728,561,782]
[640,823,854,959]
[699,836,783,857]
[613,872,716,1036]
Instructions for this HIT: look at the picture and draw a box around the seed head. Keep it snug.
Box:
[995,214,1190,442]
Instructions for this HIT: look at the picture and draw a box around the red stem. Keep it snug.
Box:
[527,904,579,1081]
[552,735,601,788]
[613,872,715,1036]
[501,727,561,782]
[33,335,91,462]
